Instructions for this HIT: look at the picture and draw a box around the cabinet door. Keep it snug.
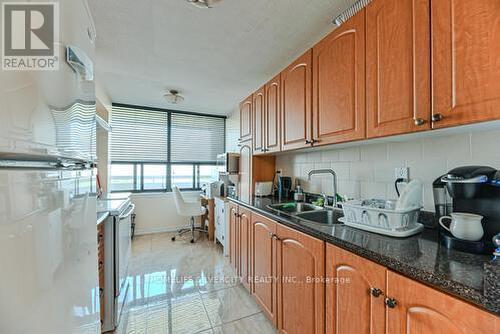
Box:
[276,224,324,334]
[366,0,430,138]
[312,10,366,146]
[432,0,500,128]
[253,86,265,154]
[228,203,239,271]
[240,95,253,141]
[281,50,313,151]
[326,245,386,334]
[238,141,252,202]
[250,213,277,325]
[386,271,499,334]
[265,74,281,153]
[239,207,252,290]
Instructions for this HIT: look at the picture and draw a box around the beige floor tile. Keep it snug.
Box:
[212,313,277,334]
[120,230,275,334]
[201,285,261,326]
[132,235,152,254]
[144,294,212,334]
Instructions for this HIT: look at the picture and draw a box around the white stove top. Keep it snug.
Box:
[97,198,131,216]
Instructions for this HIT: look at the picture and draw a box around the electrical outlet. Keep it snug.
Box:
[395,167,409,181]
[276,169,282,174]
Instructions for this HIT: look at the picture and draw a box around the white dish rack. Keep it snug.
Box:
[341,199,424,237]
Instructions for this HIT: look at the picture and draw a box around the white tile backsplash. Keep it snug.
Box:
[275,128,500,211]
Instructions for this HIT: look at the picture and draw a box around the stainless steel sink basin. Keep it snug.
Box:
[295,209,340,225]
[267,202,322,214]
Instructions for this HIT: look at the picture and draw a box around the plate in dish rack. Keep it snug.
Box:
[338,217,424,238]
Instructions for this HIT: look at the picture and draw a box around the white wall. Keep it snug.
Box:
[226,107,240,153]
[276,127,500,212]
[131,191,204,235]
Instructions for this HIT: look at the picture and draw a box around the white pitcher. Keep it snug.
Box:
[439,213,484,241]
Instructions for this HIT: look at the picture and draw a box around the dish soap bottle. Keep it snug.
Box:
[294,185,305,202]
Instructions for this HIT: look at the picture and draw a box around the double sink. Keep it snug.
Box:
[267,202,341,225]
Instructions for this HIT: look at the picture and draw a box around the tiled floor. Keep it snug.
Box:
[117,232,276,334]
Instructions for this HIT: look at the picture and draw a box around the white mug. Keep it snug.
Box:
[439,213,484,241]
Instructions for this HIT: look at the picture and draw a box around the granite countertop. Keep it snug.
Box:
[228,196,499,315]
[97,211,109,225]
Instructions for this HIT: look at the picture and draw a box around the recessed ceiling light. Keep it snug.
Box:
[187,0,222,9]
[164,90,185,104]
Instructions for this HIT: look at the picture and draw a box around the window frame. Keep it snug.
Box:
[109,103,226,193]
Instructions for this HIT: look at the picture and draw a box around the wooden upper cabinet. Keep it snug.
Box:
[276,223,324,334]
[432,0,500,128]
[250,213,278,325]
[326,245,386,334]
[281,50,313,151]
[312,9,366,146]
[366,0,431,138]
[253,87,265,154]
[238,142,252,202]
[265,74,281,153]
[240,95,253,142]
[386,271,499,334]
[239,207,252,290]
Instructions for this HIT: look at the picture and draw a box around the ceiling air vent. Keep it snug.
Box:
[187,0,223,9]
[332,0,372,27]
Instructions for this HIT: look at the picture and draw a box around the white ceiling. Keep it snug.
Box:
[88,0,357,116]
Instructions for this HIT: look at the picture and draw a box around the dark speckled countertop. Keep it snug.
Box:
[228,196,499,315]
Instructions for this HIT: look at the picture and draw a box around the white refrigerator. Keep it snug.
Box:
[0,0,100,333]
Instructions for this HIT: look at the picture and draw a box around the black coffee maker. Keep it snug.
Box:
[433,166,500,254]
[276,175,292,199]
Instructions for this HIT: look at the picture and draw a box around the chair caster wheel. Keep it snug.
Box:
[171,236,176,241]
[190,239,195,243]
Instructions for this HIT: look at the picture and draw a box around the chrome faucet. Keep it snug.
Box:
[308,169,338,209]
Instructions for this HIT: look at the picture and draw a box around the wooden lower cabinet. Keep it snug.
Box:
[326,245,386,334]
[228,203,239,271]
[230,205,498,334]
[228,203,252,290]
[239,207,252,290]
[276,224,325,334]
[386,271,499,334]
[250,213,278,325]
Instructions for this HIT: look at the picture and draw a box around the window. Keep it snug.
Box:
[171,165,194,189]
[109,105,225,192]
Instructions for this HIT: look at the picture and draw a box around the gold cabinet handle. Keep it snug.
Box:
[414,118,425,126]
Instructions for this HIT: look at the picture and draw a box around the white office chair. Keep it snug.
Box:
[171,186,207,243]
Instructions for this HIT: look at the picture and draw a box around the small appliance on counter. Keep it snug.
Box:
[203,181,224,198]
[217,153,239,174]
[255,181,273,197]
[276,175,292,199]
[433,166,500,254]
[227,185,237,198]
